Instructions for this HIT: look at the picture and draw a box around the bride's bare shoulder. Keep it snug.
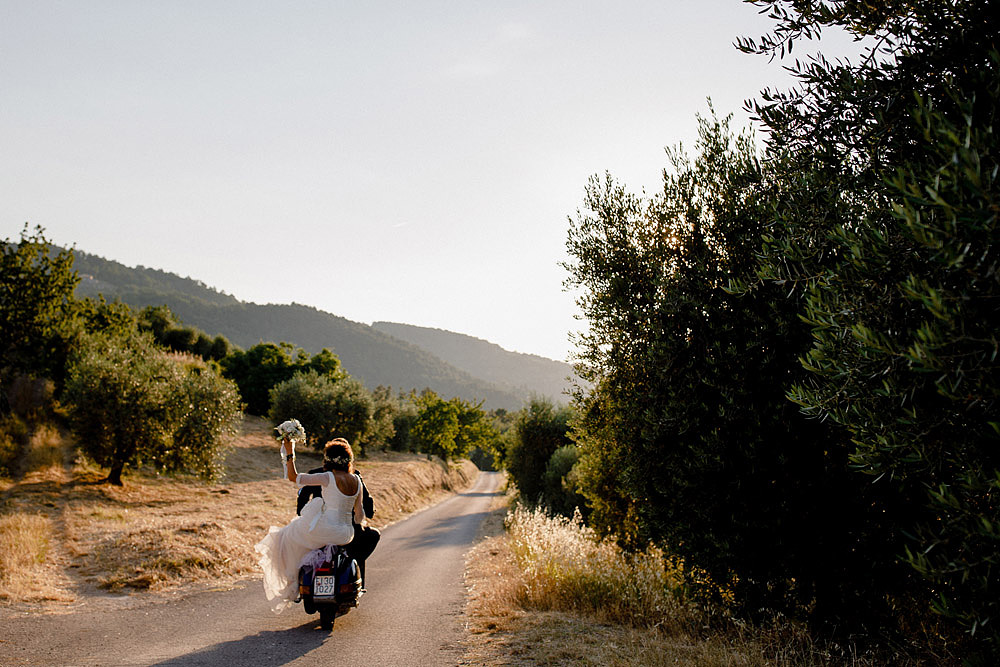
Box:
[334,470,359,495]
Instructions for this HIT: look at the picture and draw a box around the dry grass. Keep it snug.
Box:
[23,423,65,472]
[0,512,57,600]
[0,415,478,607]
[506,506,700,631]
[463,504,944,667]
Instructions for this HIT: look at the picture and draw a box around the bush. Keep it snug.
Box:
[367,385,398,451]
[0,415,29,477]
[504,399,574,505]
[542,445,587,518]
[161,327,198,353]
[409,391,460,460]
[164,366,242,480]
[409,391,501,461]
[268,371,374,453]
[208,335,230,361]
[222,342,343,416]
[388,395,418,451]
[4,375,56,421]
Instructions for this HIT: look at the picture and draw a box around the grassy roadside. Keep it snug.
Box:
[0,415,477,607]
[462,502,957,667]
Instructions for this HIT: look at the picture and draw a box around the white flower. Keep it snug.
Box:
[274,418,306,443]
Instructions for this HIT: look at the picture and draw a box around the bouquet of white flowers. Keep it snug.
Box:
[274,419,306,477]
[274,418,306,444]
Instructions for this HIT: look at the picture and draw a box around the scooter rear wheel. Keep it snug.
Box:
[319,607,335,631]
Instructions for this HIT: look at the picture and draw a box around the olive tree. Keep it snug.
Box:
[268,371,374,453]
[65,330,241,484]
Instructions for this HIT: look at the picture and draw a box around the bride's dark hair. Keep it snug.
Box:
[322,438,354,473]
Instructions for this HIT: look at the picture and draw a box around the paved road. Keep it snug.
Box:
[0,471,503,667]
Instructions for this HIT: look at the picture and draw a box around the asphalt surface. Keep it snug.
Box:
[0,471,504,667]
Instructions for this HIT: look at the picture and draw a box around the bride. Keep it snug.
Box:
[255,434,366,612]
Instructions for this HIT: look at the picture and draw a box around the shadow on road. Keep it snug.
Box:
[397,510,495,549]
[149,621,326,666]
[457,490,502,498]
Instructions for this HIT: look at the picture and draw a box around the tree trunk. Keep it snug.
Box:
[105,435,127,486]
[105,460,125,486]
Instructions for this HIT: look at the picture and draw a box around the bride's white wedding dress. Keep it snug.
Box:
[255,471,360,612]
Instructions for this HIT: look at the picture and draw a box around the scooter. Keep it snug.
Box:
[297,544,364,630]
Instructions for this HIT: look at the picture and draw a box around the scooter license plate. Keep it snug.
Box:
[313,576,336,597]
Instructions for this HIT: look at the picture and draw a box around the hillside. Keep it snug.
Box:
[70,250,533,410]
[372,321,577,401]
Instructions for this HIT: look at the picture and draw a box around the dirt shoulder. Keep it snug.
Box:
[0,415,478,613]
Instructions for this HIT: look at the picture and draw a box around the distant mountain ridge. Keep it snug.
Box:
[70,250,573,410]
[372,322,576,400]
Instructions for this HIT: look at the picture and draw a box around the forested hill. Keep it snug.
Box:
[70,250,530,410]
[372,321,576,401]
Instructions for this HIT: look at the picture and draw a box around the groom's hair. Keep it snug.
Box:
[322,438,354,473]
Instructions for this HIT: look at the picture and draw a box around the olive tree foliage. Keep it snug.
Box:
[740,0,999,645]
[70,296,136,341]
[64,330,241,484]
[541,444,587,518]
[503,398,574,507]
[161,365,243,480]
[410,391,460,460]
[564,112,892,622]
[268,371,374,453]
[0,225,78,390]
[387,390,419,451]
[367,385,398,450]
[410,390,499,461]
[221,342,343,415]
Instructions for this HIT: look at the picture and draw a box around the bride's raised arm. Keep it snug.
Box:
[280,437,299,482]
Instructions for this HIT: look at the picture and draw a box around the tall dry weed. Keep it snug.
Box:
[24,423,65,472]
[506,506,698,633]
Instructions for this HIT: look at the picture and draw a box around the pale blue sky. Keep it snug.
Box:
[2,1,861,362]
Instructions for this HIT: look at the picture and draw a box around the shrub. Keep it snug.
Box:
[388,394,418,451]
[542,445,587,518]
[222,342,343,416]
[504,398,574,505]
[367,385,398,451]
[4,375,55,420]
[161,327,198,353]
[409,391,501,461]
[208,335,230,361]
[409,390,460,460]
[0,415,29,476]
[268,371,374,453]
[163,366,242,480]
